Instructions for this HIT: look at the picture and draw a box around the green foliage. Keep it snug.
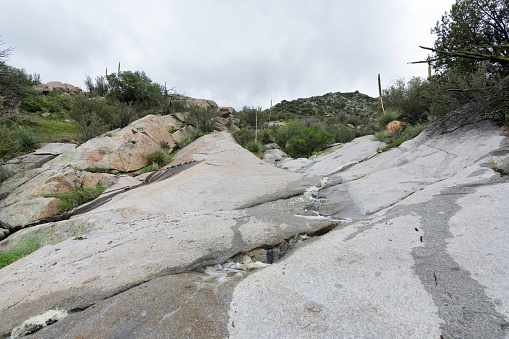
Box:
[377,123,429,152]
[247,141,265,154]
[0,232,42,269]
[106,71,163,107]
[188,104,219,132]
[17,130,42,152]
[85,75,108,97]
[236,106,266,129]
[382,78,431,122]
[270,91,378,121]
[146,149,170,168]
[275,120,335,158]
[139,164,159,174]
[111,102,138,129]
[422,1,509,123]
[0,160,12,184]
[232,127,256,147]
[43,184,106,213]
[430,0,509,75]
[373,131,390,143]
[82,167,117,174]
[68,96,114,140]
[376,110,400,129]
[488,156,502,171]
[324,124,356,143]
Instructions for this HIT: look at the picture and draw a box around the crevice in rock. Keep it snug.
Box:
[325,152,381,177]
[3,162,202,238]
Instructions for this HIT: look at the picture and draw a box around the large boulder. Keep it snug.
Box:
[46,115,179,172]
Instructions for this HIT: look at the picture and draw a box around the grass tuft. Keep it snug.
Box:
[17,130,42,153]
[146,149,170,168]
[0,233,42,269]
[376,110,400,129]
[43,184,106,213]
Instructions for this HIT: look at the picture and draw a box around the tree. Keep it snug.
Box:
[420,0,509,75]
[106,71,163,107]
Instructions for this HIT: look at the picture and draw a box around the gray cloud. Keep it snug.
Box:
[0,0,454,110]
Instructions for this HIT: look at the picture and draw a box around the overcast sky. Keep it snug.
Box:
[1,0,454,110]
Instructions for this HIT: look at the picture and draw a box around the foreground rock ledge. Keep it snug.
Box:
[1,120,509,338]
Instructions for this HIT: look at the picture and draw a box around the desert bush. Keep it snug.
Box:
[146,149,170,168]
[0,232,42,269]
[68,96,115,140]
[0,159,12,183]
[43,184,106,213]
[373,131,390,143]
[377,122,429,152]
[17,130,41,152]
[376,110,400,129]
[111,102,138,129]
[382,77,432,122]
[21,94,48,112]
[232,127,256,147]
[258,129,274,144]
[106,71,163,108]
[188,104,219,132]
[236,106,266,129]
[247,141,265,154]
[85,75,108,97]
[327,125,356,143]
[276,120,334,158]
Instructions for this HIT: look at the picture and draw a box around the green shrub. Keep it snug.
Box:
[82,167,117,174]
[377,122,429,152]
[68,96,114,140]
[324,124,356,143]
[0,232,42,269]
[382,77,431,123]
[111,102,138,129]
[373,131,390,143]
[258,129,274,144]
[106,71,163,108]
[46,94,73,113]
[43,184,106,213]
[376,110,400,129]
[247,141,265,154]
[232,127,256,147]
[85,75,109,97]
[0,161,12,183]
[139,164,158,174]
[276,120,335,158]
[146,149,170,168]
[22,94,49,112]
[188,104,219,132]
[17,130,42,152]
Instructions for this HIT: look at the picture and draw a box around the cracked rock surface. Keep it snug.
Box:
[1,119,508,338]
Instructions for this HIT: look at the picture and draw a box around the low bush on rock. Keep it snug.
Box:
[0,232,42,269]
[146,149,171,168]
[275,120,335,158]
[17,130,42,152]
[188,104,219,132]
[375,122,429,152]
[43,184,106,213]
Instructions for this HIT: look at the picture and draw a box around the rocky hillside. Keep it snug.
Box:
[270,91,379,121]
[0,107,508,338]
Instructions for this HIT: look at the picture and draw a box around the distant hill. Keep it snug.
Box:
[269,91,379,121]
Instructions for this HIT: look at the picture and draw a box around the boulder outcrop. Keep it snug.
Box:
[46,114,179,172]
[34,82,82,95]
[1,113,508,338]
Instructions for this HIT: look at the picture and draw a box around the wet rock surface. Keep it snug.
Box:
[1,116,508,338]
